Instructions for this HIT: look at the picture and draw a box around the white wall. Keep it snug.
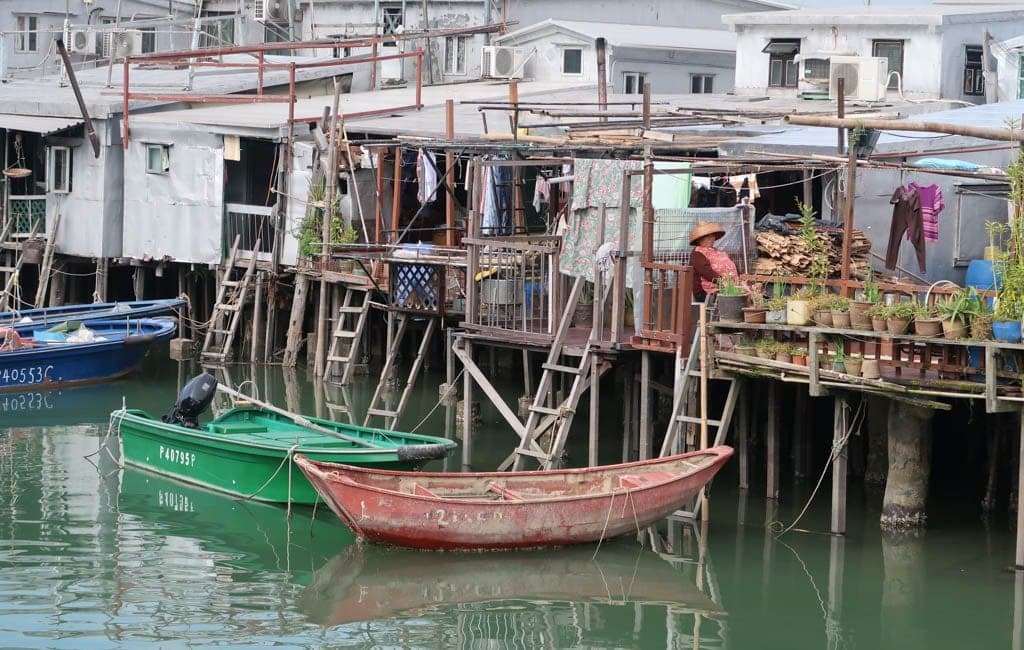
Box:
[509,0,782,32]
[122,126,224,265]
[732,24,941,97]
[612,46,736,94]
[940,20,1024,103]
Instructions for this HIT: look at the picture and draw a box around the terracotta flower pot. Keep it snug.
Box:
[791,353,807,366]
[872,317,888,332]
[887,318,910,335]
[831,310,851,329]
[813,309,833,327]
[775,351,792,364]
[742,307,767,324]
[913,317,942,337]
[849,300,873,330]
[861,358,880,379]
[941,318,967,339]
[844,357,863,376]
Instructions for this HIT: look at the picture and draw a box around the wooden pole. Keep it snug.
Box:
[642,81,651,130]
[462,339,474,471]
[445,99,456,246]
[375,148,385,243]
[588,351,600,467]
[595,37,608,124]
[699,303,709,521]
[250,272,264,363]
[391,145,402,243]
[737,379,749,490]
[787,114,1024,141]
[1016,406,1024,567]
[766,381,779,499]
[831,394,849,535]
[639,350,651,460]
[839,130,857,293]
[836,77,845,155]
[622,362,634,462]
[283,273,309,366]
[315,82,343,378]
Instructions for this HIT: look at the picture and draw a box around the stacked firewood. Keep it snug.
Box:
[753,227,871,279]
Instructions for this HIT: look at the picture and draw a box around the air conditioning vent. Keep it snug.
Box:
[828,55,888,102]
[481,46,524,79]
[69,29,97,55]
[801,57,830,84]
[255,0,286,22]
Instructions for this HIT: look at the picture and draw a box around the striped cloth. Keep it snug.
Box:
[907,183,943,243]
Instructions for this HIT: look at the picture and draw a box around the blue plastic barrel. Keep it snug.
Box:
[965,259,1001,292]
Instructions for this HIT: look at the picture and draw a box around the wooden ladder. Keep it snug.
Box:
[324,286,372,385]
[34,210,62,307]
[202,235,259,362]
[504,276,602,471]
[0,220,40,312]
[362,313,438,430]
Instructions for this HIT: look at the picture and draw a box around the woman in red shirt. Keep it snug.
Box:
[689,221,744,301]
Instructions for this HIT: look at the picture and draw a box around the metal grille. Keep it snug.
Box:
[469,236,560,338]
[389,261,445,315]
[224,203,275,259]
[7,196,46,236]
[652,207,752,273]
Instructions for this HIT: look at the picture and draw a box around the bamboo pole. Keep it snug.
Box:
[786,114,1024,142]
[699,303,709,521]
[314,81,343,378]
[445,98,456,246]
[840,130,857,294]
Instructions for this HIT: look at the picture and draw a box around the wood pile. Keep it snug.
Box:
[753,227,871,279]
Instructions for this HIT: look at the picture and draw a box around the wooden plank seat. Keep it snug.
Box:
[618,471,677,489]
[488,482,525,500]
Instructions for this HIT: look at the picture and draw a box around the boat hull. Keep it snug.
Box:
[295,446,733,551]
[0,299,183,324]
[0,318,175,392]
[116,409,457,505]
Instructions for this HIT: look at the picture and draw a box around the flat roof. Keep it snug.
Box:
[724,4,1024,27]
[496,19,737,53]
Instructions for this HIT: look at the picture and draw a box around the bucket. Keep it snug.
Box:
[21,238,44,265]
[993,320,1022,343]
[786,299,812,326]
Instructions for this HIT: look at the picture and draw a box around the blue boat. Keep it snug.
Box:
[0,299,184,327]
[0,318,177,392]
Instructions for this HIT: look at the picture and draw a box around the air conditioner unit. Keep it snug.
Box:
[481,46,525,79]
[255,0,286,22]
[828,55,888,102]
[68,29,97,55]
[109,29,145,58]
[800,57,831,85]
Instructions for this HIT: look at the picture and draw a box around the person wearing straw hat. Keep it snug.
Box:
[690,220,745,301]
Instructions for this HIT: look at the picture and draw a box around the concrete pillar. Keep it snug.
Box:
[881,402,934,529]
[881,530,927,648]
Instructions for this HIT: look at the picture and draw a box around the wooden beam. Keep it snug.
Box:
[453,342,526,439]
[839,128,856,293]
[786,114,1024,142]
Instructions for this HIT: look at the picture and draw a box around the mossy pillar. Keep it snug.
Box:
[881,402,934,529]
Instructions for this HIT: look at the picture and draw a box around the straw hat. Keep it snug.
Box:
[689,221,726,246]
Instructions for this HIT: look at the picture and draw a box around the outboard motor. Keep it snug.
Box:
[162,372,217,428]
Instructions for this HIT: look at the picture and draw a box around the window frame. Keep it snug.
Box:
[443,35,468,75]
[561,47,583,76]
[145,144,170,175]
[15,15,38,53]
[48,146,72,194]
[382,6,403,46]
[690,73,714,94]
[140,27,156,54]
[963,45,984,97]
[872,39,904,90]
[764,39,799,88]
[623,72,646,94]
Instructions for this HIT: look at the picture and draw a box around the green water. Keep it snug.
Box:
[0,351,1020,648]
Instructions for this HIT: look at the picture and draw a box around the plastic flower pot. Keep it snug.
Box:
[717,294,747,322]
[861,359,880,379]
[766,309,787,324]
[993,320,1022,343]
[786,299,812,326]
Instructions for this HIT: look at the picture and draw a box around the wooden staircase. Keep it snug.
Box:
[362,313,438,430]
[501,277,608,471]
[202,235,259,362]
[324,286,372,385]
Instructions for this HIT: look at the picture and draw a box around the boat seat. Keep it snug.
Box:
[488,482,524,501]
[618,471,676,489]
[209,422,269,434]
[411,483,439,498]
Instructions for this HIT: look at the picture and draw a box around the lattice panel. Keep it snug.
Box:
[9,198,45,235]
[389,262,445,315]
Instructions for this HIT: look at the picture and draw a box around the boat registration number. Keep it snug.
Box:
[0,392,52,412]
[0,365,54,385]
[159,444,197,468]
[158,489,195,513]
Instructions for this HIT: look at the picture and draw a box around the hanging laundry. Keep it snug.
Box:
[481,159,513,236]
[652,161,691,210]
[885,186,926,273]
[907,182,943,242]
[416,149,438,205]
[532,175,550,213]
[729,174,761,202]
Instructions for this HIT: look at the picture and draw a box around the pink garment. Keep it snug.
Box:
[693,245,742,296]
[907,182,943,243]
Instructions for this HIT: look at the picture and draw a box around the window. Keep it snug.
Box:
[964,45,984,96]
[198,16,234,48]
[562,48,582,75]
[872,40,904,90]
[623,72,646,94]
[146,144,170,174]
[48,147,71,193]
[382,6,403,46]
[264,22,289,44]
[1019,54,1024,99]
[444,35,467,75]
[763,39,799,88]
[16,15,38,53]
[691,74,714,94]
[141,28,156,54]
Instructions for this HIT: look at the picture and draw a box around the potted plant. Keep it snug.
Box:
[787,287,816,326]
[851,273,881,331]
[968,288,994,340]
[992,160,1024,343]
[844,352,864,376]
[790,345,808,366]
[756,339,777,359]
[812,294,834,327]
[886,301,917,335]
[993,300,1023,343]
[734,337,756,357]
[913,301,942,337]
[829,296,852,329]
[716,276,748,322]
[867,303,889,332]
[775,345,792,364]
[935,289,971,339]
[861,356,881,379]
[831,345,846,373]
[742,293,768,324]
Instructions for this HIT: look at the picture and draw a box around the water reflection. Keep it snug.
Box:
[299,530,726,649]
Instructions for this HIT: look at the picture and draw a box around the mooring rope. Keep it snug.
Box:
[408,368,465,433]
[85,397,127,473]
[243,443,300,507]
[591,487,642,560]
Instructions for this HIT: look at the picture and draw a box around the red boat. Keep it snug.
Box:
[293,446,733,551]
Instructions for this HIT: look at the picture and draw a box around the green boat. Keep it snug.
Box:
[115,406,458,505]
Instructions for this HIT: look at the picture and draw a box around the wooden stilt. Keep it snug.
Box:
[283,273,310,367]
[94,257,108,303]
[832,394,849,535]
[1016,406,1024,567]
[622,362,634,462]
[462,339,474,471]
[827,536,846,650]
[250,272,265,363]
[263,277,277,363]
[521,349,532,400]
[588,350,600,467]
[738,378,749,490]
[132,265,145,301]
[639,350,652,460]
[766,381,780,500]
[793,389,808,478]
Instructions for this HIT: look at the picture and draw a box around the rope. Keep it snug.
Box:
[243,443,300,503]
[591,487,642,559]
[408,368,465,433]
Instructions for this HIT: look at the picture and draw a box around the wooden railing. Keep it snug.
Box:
[224,202,275,265]
[633,262,694,353]
[463,235,561,345]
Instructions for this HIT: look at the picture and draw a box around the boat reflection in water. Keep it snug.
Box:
[299,528,727,649]
[117,467,353,582]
